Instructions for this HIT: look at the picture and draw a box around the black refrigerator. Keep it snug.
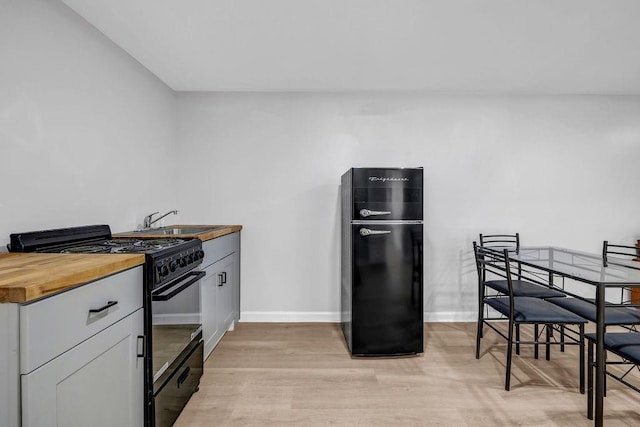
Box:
[341,167,424,356]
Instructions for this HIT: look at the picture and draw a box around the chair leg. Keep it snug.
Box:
[545,324,551,361]
[587,338,593,420]
[516,324,520,355]
[603,349,607,397]
[579,324,585,394]
[506,320,514,391]
[475,302,484,360]
[534,324,539,359]
[560,324,565,352]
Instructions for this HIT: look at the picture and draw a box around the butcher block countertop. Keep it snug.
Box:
[113,224,242,242]
[0,253,145,303]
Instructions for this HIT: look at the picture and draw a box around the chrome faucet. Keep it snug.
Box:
[143,210,178,229]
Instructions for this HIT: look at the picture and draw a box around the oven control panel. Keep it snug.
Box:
[154,247,204,285]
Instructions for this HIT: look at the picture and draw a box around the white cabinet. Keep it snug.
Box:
[0,265,144,427]
[216,255,235,336]
[201,262,220,358]
[200,232,240,360]
[21,309,144,427]
[0,304,19,427]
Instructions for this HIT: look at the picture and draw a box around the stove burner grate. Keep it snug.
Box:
[60,245,114,254]
[55,238,186,254]
[138,239,186,248]
[102,239,186,250]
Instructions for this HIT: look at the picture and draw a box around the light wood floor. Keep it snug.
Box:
[176,323,640,426]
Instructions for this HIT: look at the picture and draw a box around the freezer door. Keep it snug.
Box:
[351,223,423,356]
[351,168,423,221]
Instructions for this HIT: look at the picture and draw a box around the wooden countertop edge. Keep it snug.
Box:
[0,254,145,303]
[113,225,243,242]
[189,225,242,241]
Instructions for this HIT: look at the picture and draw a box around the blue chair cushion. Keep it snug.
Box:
[614,345,640,364]
[585,332,640,364]
[485,296,589,324]
[546,298,640,325]
[485,279,566,298]
[585,332,640,347]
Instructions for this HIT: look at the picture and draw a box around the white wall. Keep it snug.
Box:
[176,93,640,321]
[2,1,640,322]
[0,0,177,249]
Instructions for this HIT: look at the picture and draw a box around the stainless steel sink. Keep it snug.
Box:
[133,225,228,235]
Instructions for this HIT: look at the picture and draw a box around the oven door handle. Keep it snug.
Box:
[151,271,205,302]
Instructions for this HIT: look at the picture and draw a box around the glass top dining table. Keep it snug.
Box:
[510,246,640,285]
[505,246,640,426]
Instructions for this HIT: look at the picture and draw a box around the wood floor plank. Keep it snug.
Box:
[175,322,640,426]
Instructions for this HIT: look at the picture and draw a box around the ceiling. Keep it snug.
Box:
[61,0,640,94]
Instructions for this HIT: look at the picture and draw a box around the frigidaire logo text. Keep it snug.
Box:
[369,176,409,182]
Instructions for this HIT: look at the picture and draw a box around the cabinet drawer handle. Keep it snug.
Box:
[89,300,118,314]
[177,366,191,388]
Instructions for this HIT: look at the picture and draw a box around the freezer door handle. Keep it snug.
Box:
[359,209,391,218]
[360,228,391,236]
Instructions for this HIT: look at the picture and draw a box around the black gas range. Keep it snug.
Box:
[8,224,205,427]
[8,224,204,290]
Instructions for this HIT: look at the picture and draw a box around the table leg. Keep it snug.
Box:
[587,338,593,419]
[595,284,605,427]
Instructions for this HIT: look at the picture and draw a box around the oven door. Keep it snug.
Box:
[151,271,205,388]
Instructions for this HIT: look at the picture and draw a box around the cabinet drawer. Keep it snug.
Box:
[20,266,143,374]
[201,232,239,268]
[154,340,203,427]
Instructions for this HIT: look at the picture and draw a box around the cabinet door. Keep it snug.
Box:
[201,262,220,359]
[216,256,235,336]
[232,251,240,323]
[21,309,144,427]
[202,254,236,360]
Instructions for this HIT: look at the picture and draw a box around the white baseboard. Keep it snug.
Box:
[424,311,476,322]
[240,311,341,322]
[239,311,476,323]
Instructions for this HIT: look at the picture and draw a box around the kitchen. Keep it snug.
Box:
[2,0,640,426]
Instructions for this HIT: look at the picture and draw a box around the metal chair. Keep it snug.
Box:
[602,241,640,268]
[544,241,640,404]
[586,332,640,419]
[479,233,566,298]
[477,234,566,356]
[474,243,588,391]
[479,233,521,250]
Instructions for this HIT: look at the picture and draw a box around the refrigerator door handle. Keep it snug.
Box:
[359,209,391,218]
[360,228,391,236]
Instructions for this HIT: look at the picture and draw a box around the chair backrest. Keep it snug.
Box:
[473,242,515,303]
[479,233,520,254]
[602,241,640,267]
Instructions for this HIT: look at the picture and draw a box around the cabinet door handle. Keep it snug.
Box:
[218,273,224,286]
[177,366,191,388]
[222,271,227,285]
[89,300,118,314]
[136,335,145,358]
